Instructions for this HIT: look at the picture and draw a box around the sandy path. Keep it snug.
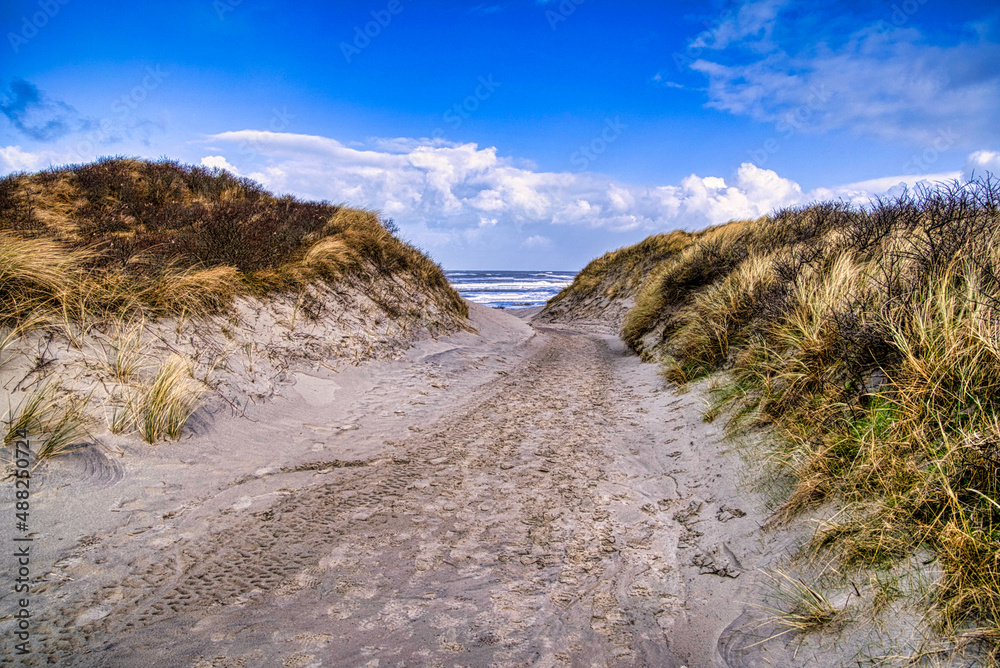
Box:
[5,307,782,667]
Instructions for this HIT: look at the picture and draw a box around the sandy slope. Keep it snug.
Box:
[4,304,879,666]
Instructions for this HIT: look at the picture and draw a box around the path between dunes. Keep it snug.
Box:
[8,305,791,667]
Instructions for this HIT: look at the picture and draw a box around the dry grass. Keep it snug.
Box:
[131,355,206,443]
[0,157,467,334]
[550,230,691,307]
[0,314,46,369]
[563,177,1000,651]
[3,383,93,461]
[756,569,844,639]
[34,395,92,461]
[4,383,63,445]
[98,317,147,383]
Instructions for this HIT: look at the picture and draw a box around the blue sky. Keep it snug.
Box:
[2,0,999,269]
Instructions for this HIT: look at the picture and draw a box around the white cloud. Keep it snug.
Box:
[202,131,834,260]
[0,145,78,173]
[690,0,785,51]
[200,155,241,174]
[834,172,963,195]
[523,235,551,248]
[681,2,1000,145]
[202,132,997,255]
[964,150,1000,180]
[646,163,806,230]
[5,132,991,267]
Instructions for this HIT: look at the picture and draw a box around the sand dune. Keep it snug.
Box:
[4,303,924,666]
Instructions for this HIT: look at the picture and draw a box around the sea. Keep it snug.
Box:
[445,270,577,309]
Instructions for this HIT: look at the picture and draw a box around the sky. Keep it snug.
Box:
[2,0,999,270]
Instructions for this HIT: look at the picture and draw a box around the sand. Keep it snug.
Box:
[2,303,928,666]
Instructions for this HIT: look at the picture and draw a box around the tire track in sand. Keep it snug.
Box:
[26,329,686,667]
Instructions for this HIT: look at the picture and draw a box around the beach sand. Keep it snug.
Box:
[6,303,886,666]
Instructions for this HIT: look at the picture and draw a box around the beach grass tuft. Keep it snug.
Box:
[3,382,93,461]
[133,355,206,443]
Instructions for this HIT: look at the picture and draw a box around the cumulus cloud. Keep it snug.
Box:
[0,145,79,173]
[678,2,1000,146]
[200,155,241,174]
[204,131,821,239]
[202,134,1000,254]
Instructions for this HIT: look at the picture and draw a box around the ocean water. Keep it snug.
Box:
[445,270,576,309]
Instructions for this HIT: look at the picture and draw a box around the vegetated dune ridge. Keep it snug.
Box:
[538,231,694,335]
[541,176,1000,665]
[0,157,468,457]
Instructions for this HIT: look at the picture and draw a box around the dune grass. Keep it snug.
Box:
[0,157,466,333]
[1,157,467,454]
[98,317,147,384]
[755,569,844,641]
[131,355,206,443]
[549,230,692,307]
[3,382,93,462]
[552,176,1000,654]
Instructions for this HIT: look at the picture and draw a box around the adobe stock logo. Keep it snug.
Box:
[340,0,411,64]
[236,107,296,159]
[746,84,832,167]
[8,0,71,53]
[429,75,501,141]
[545,0,587,30]
[903,127,959,175]
[70,65,169,161]
[571,116,627,171]
[877,0,931,30]
[213,0,243,20]
[443,76,501,130]
[110,66,169,116]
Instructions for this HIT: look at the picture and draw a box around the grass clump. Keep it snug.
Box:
[4,383,93,462]
[131,355,206,443]
[574,176,1000,651]
[757,569,844,639]
[98,318,147,383]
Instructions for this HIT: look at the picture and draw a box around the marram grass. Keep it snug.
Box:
[0,156,467,334]
[552,176,1000,657]
[3,383,93,462]
[133,355,206,443]
[0,157,469,454]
